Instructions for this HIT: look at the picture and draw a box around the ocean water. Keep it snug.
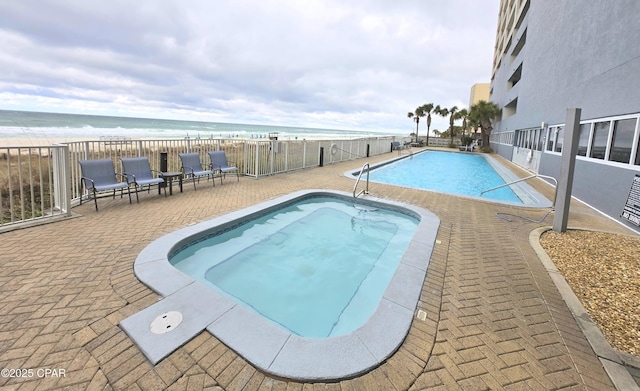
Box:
[0,109,392,142]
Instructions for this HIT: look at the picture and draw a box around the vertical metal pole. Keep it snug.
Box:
[52,144,72,216]
[319,147,324,167]
[53,146,62,213]
[553,108,581,232]
[62,144,71,216]
[302,140,307,169]
[254,142,259,177]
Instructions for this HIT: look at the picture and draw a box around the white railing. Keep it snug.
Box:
[427,137,463,147]
[353,163,370,198]
[1,144,71,230]
[1,136,397,228]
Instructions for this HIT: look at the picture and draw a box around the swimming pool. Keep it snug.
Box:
[120,190,440,381]
[349,150,551,206]
[169,196,419,338]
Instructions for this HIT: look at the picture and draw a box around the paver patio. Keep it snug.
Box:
[0,150,635,390]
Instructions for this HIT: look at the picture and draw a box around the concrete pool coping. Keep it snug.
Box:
[119,189,440,381]
[344,150,554,208]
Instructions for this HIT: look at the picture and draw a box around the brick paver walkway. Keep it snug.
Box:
[0,150,634,390]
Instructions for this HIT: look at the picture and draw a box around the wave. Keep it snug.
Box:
[0,110,400,141]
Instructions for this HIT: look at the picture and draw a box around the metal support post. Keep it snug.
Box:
[553,108,581,232]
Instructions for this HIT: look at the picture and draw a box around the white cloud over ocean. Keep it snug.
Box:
[0,0,499,134]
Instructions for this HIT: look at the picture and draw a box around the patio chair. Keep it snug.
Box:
[392,141,410,151]
[79,159,132,211]
[208,151,239,184]
[121,157,166,202]
[178,153,214,190]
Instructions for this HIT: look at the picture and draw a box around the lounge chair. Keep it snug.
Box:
[392,141,410,151]
[121,157,166,201]
[208,151,239,184]
[178,153,214,190]
[79,159,132,211]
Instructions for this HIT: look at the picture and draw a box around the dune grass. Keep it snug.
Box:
[0,152,52,224]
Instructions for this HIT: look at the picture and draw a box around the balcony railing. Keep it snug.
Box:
[1,136,396,230]
[1,144,72,231]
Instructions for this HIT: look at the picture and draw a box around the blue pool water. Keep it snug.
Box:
[368,151,521,203]
[169,196,419,338]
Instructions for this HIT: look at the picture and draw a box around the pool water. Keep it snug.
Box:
[369,151,521,203]
[170,197,419,338]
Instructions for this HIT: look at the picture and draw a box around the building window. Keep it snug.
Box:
[511,29,527,61]
[554,126,564,152]
[504,98,518,118]
[636,131,640,166]
[536,128,545,151]
[546,127,555,151]
[577,123,591,156]
[609,118,637,163]
[508,63,522,88]
[518,113,640,165]
[590,121,610,160]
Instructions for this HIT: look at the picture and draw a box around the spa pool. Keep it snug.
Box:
[121,190,440,380]
[170,196,419,338]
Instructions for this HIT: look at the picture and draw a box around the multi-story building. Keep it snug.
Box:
[489,0,640,232]
[469,83,490,108]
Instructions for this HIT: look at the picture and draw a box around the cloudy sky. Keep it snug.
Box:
[0,1,499,134]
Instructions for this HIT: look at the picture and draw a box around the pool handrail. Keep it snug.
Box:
[353,163,370,198]
[480,174,558,208]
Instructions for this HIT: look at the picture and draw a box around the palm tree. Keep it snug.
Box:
[468,100,501,148]
[407,106,425,144]
[435,105,459,144]
[454,109,471,146]
[467,111,482,140]
[455,108,469,143]
[419,103,435,146]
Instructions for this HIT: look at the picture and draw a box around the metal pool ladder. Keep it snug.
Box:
[353,163,370,198]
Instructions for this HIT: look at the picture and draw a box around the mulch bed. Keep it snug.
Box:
[539,230,640,357]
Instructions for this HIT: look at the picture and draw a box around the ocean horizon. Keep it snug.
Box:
[0,109,399,143]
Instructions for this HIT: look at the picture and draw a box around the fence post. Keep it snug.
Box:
[269,142,275,175]
[83,141,90,160]
[52,144,72,216]
[284,142,289,172]
[302,141,307,169]
[254,141,260,177]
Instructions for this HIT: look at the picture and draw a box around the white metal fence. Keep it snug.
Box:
[1,136,397,229]
[1,144,71,230]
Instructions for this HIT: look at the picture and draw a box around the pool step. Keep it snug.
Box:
[120,282,234,364]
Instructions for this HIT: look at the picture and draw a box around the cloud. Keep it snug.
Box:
[0,0,499,133]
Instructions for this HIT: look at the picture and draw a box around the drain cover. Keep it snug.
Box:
[150,311,183,334]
